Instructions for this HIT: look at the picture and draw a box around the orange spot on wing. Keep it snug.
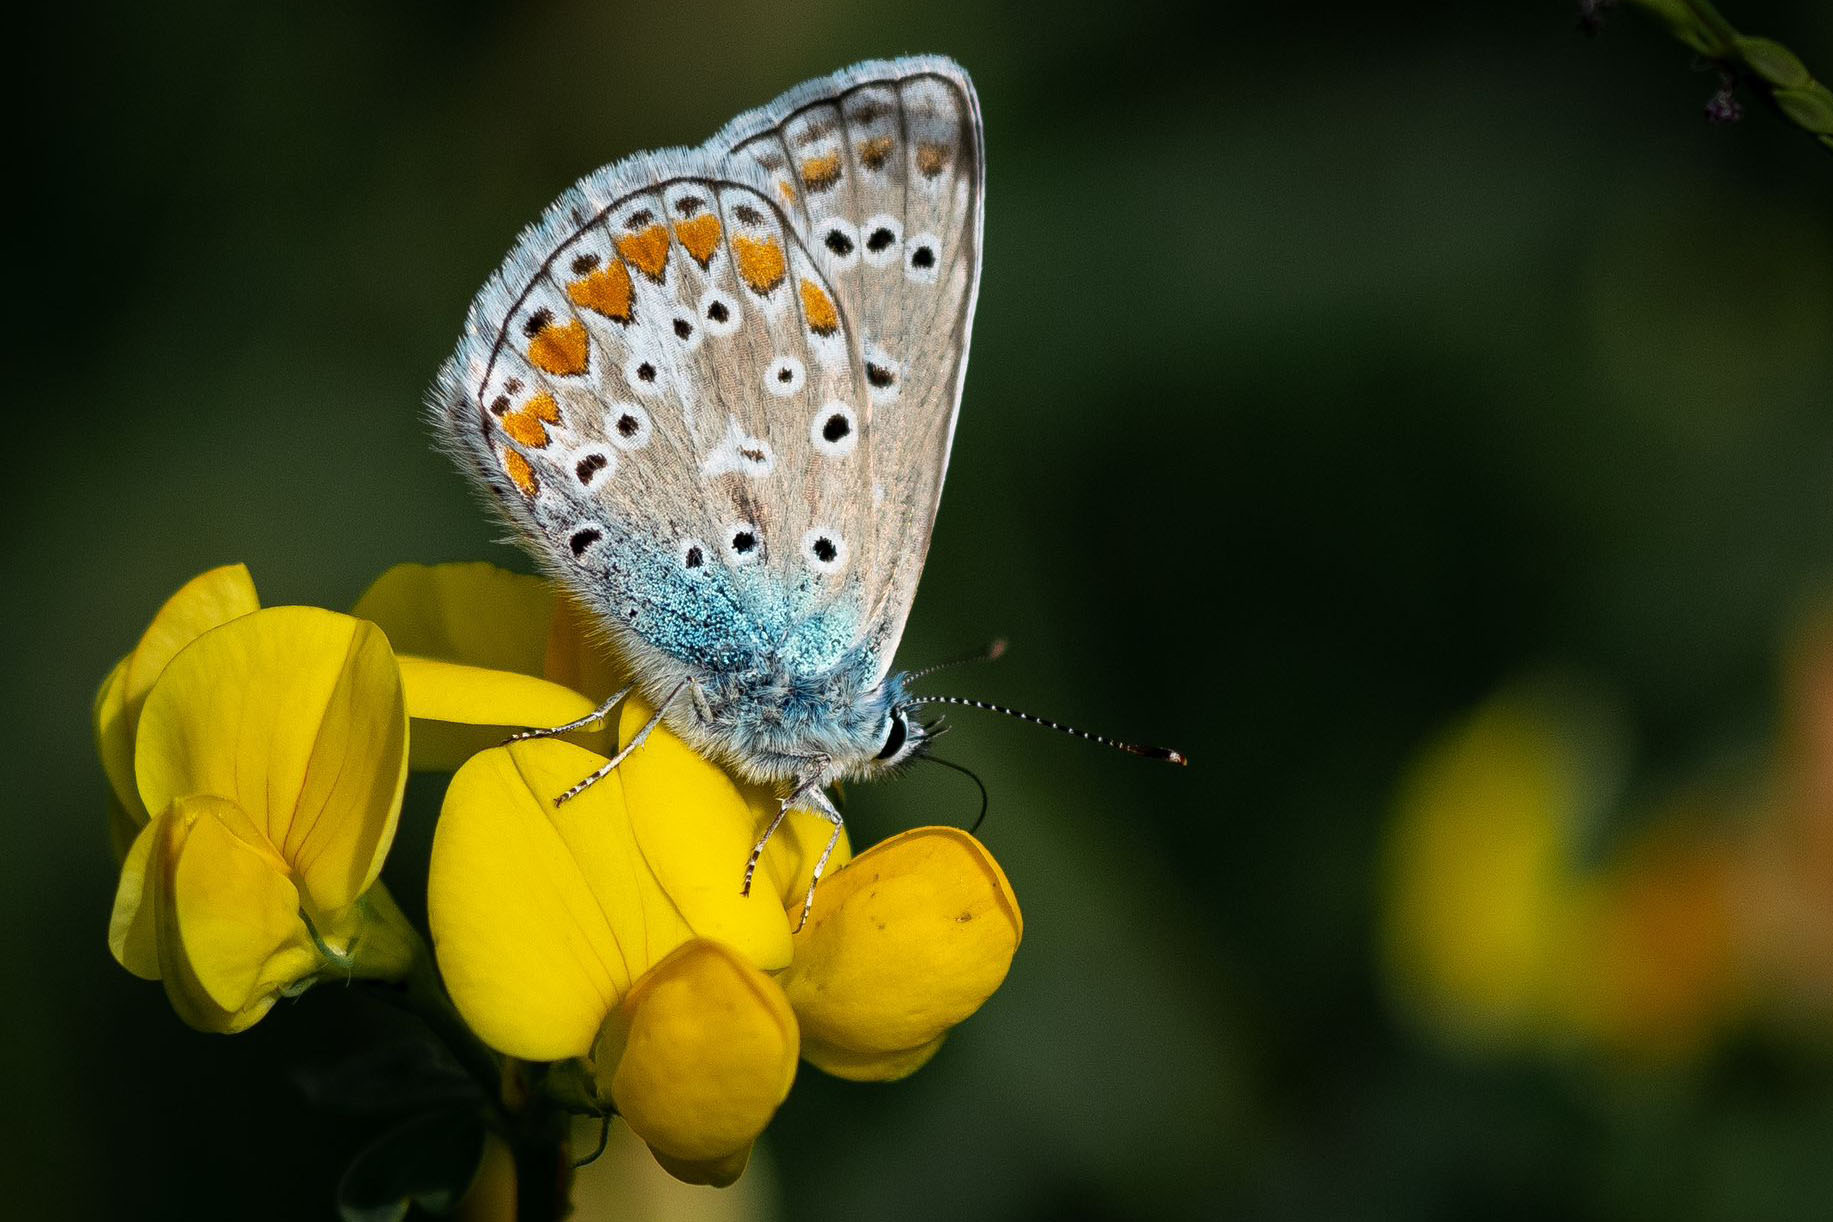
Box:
[778,180,797,203]
[505,450,538,498]
[673,214,723,268]
[502,391,561,448]
[859,136,895,170]
[732,234,786,295]
[527,318,590,377]
[799,278,839,337]
[916,142,949,178]
[567,263,634,323]
[799,153,841,192]
[616,224,670,282]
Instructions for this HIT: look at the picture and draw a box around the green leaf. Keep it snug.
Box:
[337,1109,488,1222]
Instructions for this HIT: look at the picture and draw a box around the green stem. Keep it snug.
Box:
[364,939,577,1217]
[1619,0,1833,150]
[507,1064,574,1221]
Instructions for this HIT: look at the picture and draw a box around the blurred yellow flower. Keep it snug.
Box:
[1381,691,1603,1051]
[102,585,417,1032]
[1381,685,1745,1063]
[430,702,1023,1185]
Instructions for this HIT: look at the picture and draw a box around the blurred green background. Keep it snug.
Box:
[10,1,1833,1218]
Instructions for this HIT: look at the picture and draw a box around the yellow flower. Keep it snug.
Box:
[1380,689,1603,1051]
[429,698,1023,1185]
[351,562,603,770]
[100,568,420,1031]
[1381,684,1746,1062]
[95,564,262,856]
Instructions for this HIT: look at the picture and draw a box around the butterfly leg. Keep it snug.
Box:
[741,770,827,897]
[505,683,633,745]
[792,789,846,935]
[553,680,686,806]
[739,775,845,934]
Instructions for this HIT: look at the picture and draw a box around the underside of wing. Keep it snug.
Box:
[711,56,986,672]
[429,147,877,691]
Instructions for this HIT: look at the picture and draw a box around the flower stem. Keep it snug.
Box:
[1617,0,1833,149]
[505,1063,574,1221]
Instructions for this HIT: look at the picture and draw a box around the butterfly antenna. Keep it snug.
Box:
[926,755,991,833]
[908,638,1008,684]
[907,696,1189,765]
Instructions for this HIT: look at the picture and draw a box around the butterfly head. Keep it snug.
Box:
[819,670,935,782]
[862,694,932,775]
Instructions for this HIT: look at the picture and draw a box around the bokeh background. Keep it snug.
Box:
[10,1,1833,1218]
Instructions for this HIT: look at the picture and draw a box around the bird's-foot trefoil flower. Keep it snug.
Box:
[100,568,419,1032]
[428,663,1024,1185]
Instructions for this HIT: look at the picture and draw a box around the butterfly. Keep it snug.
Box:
[432,56,1179,924]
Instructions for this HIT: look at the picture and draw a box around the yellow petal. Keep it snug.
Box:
[149,795,323,1034]
[353,561,553,677]
[95,656,140,823]
[428,741,693,1061]
[122,564,262,720]
[798,1033,945,1082]
[134,607,407,914]
[594,940,797,1184]
[541,596,630,758]
[544,597,629,703]
[1379,691,1604,1049]
[101,564,261,825]
[394,653,597,771]
[616,699,799,971]
[397,655,596,727]
[779,827,1022,1079]
[106,785,141,866]
[648,1146,752,1190]
[108,817,161,980]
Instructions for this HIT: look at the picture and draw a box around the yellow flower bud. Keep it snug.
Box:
[780,827,1023,1081]
[593,940,798,1188]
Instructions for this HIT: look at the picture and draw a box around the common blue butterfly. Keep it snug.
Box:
[432,57,1179,923]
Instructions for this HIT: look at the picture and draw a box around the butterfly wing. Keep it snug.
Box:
[430,56,983,739]
[430,145,879,699]
[712,56,985,673]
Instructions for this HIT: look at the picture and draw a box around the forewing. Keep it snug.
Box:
[712,55,985,670]
[430,148,873,683]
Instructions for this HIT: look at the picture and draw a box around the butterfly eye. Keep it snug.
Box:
[875,710,909,761]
